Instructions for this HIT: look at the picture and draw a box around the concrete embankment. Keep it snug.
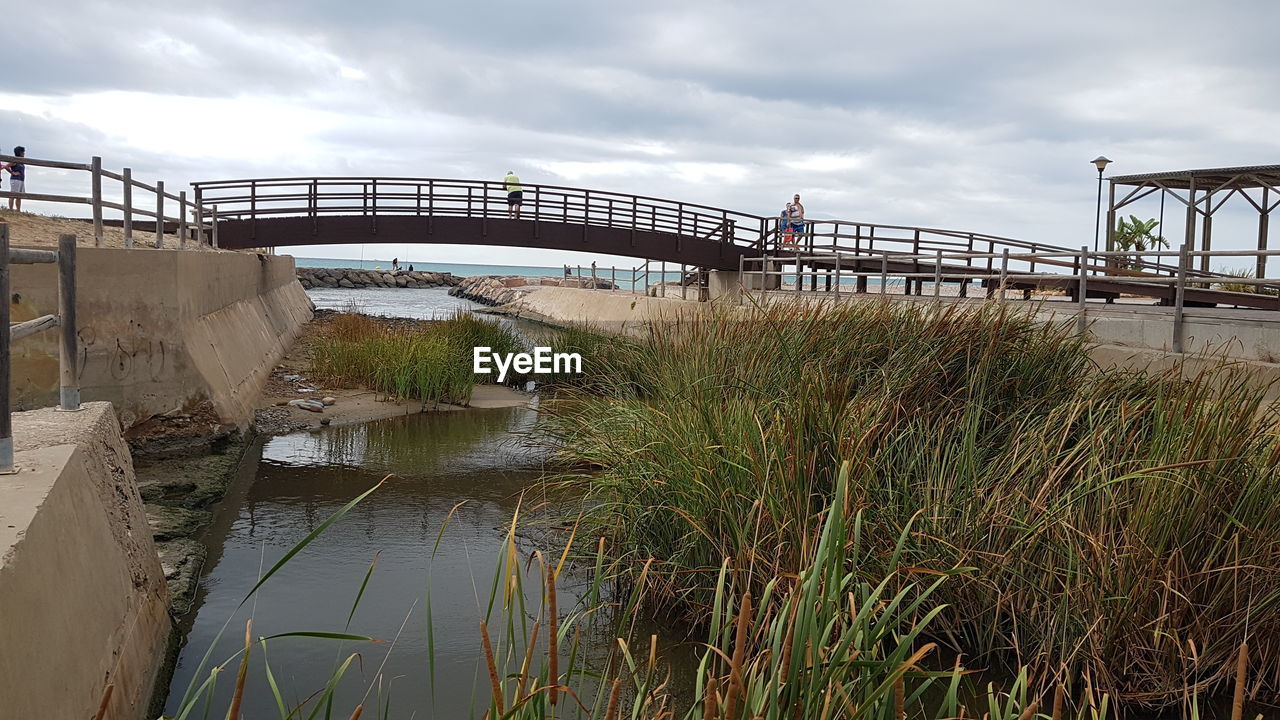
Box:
[0,402,170,720]
[450,275,616,306]
[480,285,702,335]
[296,266,461,290]
[9,248,313,432]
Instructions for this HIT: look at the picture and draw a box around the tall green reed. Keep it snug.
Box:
[310,312,527,405]
[540,299,1280,708]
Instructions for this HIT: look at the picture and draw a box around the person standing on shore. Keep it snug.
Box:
[504,170,523,219]
[7,146,25,212]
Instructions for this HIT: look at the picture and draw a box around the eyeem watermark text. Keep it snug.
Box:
[473,347,582,383]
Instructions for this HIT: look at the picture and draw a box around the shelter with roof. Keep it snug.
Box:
[1107,165,1280,276]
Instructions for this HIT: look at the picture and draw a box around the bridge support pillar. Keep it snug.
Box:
[715,259,782,302]
[708,270,742,302]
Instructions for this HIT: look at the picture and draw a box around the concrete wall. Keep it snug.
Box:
[492,286,704,336]
[8,248,313,428]
[0,403,170,720]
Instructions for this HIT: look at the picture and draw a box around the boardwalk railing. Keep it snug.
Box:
[761,217,1237,282]
[190,177,770,250]
[562,261,705,298]
[0,223,80,473]
[743,245,1280,353]
[0,153,217,248]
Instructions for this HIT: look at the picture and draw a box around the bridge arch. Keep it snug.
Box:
[193,177,769,270]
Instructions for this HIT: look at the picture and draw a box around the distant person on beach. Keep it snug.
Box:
[504,170,523,219]
[6,146,25,212]
[408,264,413,272]
[392,257,399,271]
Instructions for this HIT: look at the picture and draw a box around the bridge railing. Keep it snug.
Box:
[190,177,771,250]
[560,260,704,297]
[763,217,1219,282]
[0,153,217,248]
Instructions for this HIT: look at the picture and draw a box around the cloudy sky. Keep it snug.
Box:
[4,0,1278,268]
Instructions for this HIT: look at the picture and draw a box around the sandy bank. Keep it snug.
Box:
[0,209,230,251]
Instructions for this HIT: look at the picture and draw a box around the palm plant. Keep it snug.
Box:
[1113,215,1167,270]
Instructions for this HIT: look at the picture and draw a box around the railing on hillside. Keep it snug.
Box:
[189,177,769,249]
[562,260,706,299]
[0,223,80,473]
[743,245,1280,353]
[0,154,218,248]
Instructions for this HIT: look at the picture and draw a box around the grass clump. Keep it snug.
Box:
[311,311,526,405]
[541,299,1280,708]
[1213,267,1280,296]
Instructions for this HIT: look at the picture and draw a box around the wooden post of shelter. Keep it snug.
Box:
[1184,177,1197,277]
[1201,189,1213,274]
[1173,244,1188,353]
[1258,188,1270,281]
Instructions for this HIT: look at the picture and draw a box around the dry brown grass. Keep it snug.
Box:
[0,209,226,251]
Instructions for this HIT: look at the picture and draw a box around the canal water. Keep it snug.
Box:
[305,285,482,318]
[162,405,632,718]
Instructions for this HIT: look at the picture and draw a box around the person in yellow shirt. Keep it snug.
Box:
[504,171,523,219]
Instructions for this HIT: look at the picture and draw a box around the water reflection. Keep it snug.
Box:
[263,405,540,476]
[164,407,581,719]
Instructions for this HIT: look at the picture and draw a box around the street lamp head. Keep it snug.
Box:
[1092,156,1112,172]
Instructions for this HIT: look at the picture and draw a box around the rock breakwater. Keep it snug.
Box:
[297,267,462,290]
[450,275,618,306]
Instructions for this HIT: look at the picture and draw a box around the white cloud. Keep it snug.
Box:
[2,0,1278,265]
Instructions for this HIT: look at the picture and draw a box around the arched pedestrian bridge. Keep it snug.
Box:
[194,177,766,270]
[193,176,1280,311]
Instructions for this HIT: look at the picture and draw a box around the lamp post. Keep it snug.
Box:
[1092,156,1111,253]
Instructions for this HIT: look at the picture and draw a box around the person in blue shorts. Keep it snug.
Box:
[787,193,805,239]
